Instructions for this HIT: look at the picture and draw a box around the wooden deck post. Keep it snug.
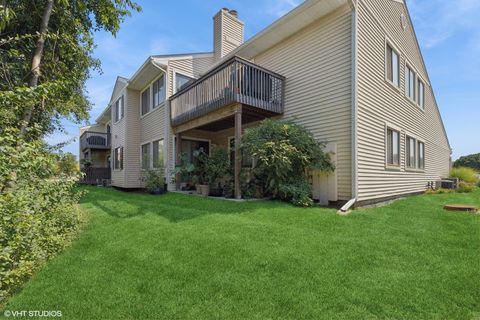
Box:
[234,105,242,199]
[175,133,182,190]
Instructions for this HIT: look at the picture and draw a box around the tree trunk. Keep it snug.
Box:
[20,0,54,134]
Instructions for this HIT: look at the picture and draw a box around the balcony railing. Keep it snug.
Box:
[170,56,285,126]
[80,131,111,151]
[80,167,111,185]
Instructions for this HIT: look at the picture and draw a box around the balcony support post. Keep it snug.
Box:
[175,133,182,190]
[234,105,242,200]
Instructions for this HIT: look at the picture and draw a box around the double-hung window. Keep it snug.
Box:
[141,143,150,170]
[386,44,400,87]
[114,95,124,122]
[405,66,416,100]
[386,128,400,167]
[152,76,166,108]
[152,139,164,169]
[406,136,416,169]
[114,147,123,170]
[141,87,151,116]
[417,80,425,109]
[418,141,425,169]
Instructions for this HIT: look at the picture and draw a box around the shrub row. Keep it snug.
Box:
[0,129,85,303]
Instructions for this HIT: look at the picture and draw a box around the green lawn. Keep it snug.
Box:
[3,187,480,319]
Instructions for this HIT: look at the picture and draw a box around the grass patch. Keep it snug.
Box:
[2,187,480,319]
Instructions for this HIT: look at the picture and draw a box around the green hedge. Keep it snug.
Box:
[0,129,85,303]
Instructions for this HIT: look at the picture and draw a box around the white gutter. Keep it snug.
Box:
[152,60,168,74]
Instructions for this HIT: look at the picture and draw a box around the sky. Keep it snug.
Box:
[46,0,480,160]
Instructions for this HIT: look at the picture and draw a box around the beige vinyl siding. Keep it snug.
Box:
[356,0,451,202]
[124,88,142,188]
[111,92,126,187]
[253,5,353,200]
[141,101,167,144]
[167,56,214,96]
[213,10,244,61]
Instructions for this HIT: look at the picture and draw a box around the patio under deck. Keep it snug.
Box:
[169,56,286,199]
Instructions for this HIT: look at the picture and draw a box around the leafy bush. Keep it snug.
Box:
[203,147,231,186]
[242,119,334,206]
[278,178,313,207]
[453,153,480,170]
[0,128,84,303]
[140,168,165,193]
[457,182,475,193]
[450,167,479,184]
[240,170,257,199]
[425,188,455,195]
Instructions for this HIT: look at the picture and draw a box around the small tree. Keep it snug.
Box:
[454,153,480,171]
[56,152,79,175]
[242,119,334,206]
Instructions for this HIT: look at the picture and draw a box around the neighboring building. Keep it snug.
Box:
[79,0,451,206]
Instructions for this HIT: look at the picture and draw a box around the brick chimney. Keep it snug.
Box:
[213,8,244,61]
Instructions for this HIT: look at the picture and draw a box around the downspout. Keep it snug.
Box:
[339,0,359,215]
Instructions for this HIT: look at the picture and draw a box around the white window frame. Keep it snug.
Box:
[385,125,401,169]
[152,74,166,110]
[114,95,124,123]
[405,64,416,102]
[417,140,425,170]
[385,42,400,88]
[417,79,425,110]
[141,143,151,170]
[139,139,166,171]
[140,86,151,117]
[114,146,123,171]
[405,135,417,169]
[140,73,167,118]
[152,139,165,169]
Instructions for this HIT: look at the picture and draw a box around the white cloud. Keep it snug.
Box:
[266,0,301,17]
[407,0,480,48]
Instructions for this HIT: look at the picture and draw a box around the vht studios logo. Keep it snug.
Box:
[3,310,62,317]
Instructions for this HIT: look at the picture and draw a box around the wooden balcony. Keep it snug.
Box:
[170,56,285,127]
[80,131,111,151]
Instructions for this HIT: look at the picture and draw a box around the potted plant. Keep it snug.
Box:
[191,174,201,194]
[173,153,195,191]
[193,149,210,196]
[80,158,93,168]
[141,168,166,195]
